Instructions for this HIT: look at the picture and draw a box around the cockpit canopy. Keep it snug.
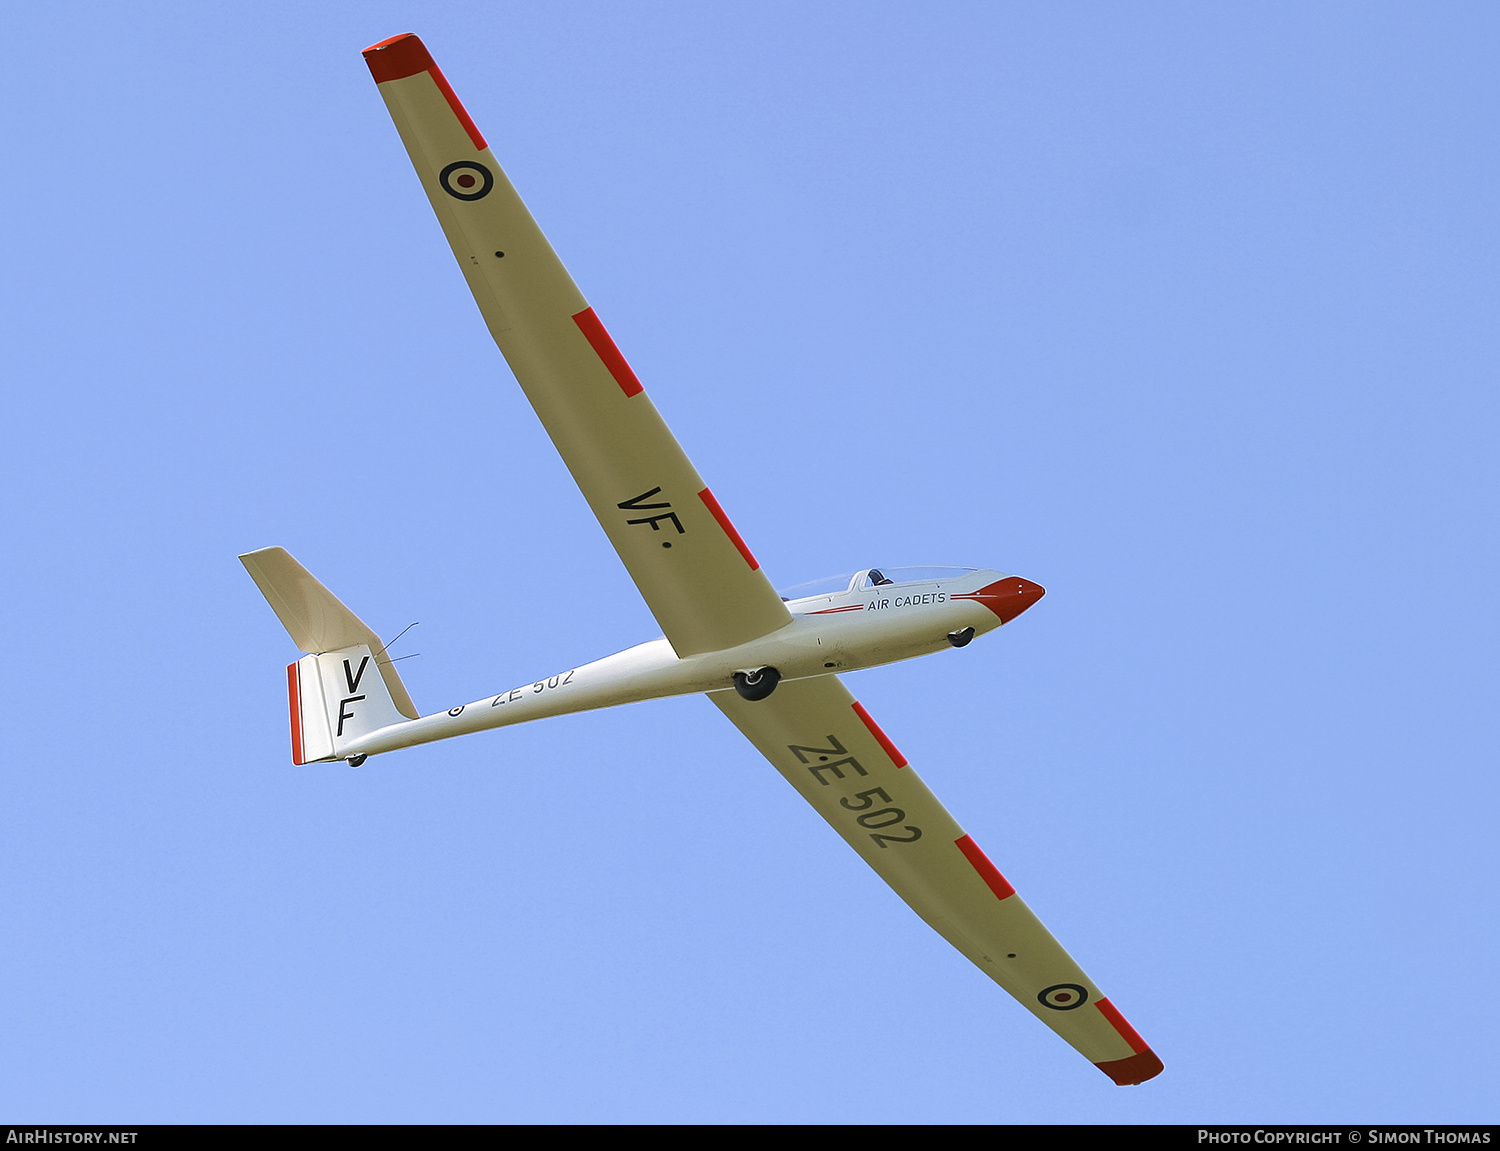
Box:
[779,567,978,601]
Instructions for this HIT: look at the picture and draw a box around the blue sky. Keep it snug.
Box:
[4,1,1496,1124]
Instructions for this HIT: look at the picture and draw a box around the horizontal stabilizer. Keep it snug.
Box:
[240,547,418,720]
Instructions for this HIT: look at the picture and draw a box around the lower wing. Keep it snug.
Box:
[708,675,1163,1085]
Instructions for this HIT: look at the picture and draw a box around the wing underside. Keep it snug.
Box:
[364,34,1158,1084]
[363,34,791,657]
[709,675,1162,1085]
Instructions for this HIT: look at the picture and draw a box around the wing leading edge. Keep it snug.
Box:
[363,34,791,657]
[710,675,1162,1085]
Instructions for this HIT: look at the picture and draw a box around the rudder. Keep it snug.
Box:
[287,644,411,763]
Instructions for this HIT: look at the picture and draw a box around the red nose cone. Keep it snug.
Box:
[957,577,1046,623]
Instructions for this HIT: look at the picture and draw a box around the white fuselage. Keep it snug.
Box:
[340,567,1023,759]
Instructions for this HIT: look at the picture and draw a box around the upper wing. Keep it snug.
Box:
[363,35,791,657]
[710,675,1163,1085]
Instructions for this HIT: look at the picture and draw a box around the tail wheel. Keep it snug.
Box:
[733,666,781,702]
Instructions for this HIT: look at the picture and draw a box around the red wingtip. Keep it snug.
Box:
[360,34,488,150]
[1093,998,1160,1083]
[362,33,436,83]
[1095,1048,1164,1085]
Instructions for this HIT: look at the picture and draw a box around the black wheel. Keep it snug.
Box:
[347,754,368,767]
[733,666,781,701]
[948,627,975,648]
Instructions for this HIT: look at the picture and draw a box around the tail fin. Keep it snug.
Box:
[241,547,419,763]
[285,643,412,763]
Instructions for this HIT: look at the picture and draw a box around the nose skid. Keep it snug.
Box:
[951,577,1045,624]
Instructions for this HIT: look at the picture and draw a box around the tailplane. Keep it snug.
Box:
[241,547,418,763]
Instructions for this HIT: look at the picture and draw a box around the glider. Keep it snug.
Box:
[240,33,1162,1086]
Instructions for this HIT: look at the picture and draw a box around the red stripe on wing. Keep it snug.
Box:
[1095,998,1150,1054]
[572,307,644,397]
[852,702,907,767]
[697,488,759,570]
[954,834,1016,901]
[362,34,487,151]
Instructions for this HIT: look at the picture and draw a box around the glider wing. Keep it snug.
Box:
[363,34,791,657]
[709,674,1163,1085]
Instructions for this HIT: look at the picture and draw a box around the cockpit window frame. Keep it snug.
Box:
[779,567,980,602]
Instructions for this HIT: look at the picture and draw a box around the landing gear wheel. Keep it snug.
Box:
[948,627,975,648]
[347,754,368,768]
[733,666,781,702]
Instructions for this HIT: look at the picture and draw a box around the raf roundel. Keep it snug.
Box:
[1037,983,1090,1011]
[439,160,494,201]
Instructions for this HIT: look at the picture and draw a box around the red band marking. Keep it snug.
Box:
[427,63,487,151]
[1095,998,1150,1055]
[852,702,907,767]
[954,835,1016,901]
[1095,1048,1164,1086]
[697,488,759,570]
[808,604,864,615]
[362,34,487,151]
[363,33,432,80]
[287,662,305,766]
[572,308,643,397]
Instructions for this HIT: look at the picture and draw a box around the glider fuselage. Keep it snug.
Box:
[340,568,1041,759]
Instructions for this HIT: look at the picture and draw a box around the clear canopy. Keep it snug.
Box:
[778,567,978,599]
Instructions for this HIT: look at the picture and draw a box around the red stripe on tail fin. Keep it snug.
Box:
[287,662,305,765]
[572,307,644,397]
[697,488,758,569]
